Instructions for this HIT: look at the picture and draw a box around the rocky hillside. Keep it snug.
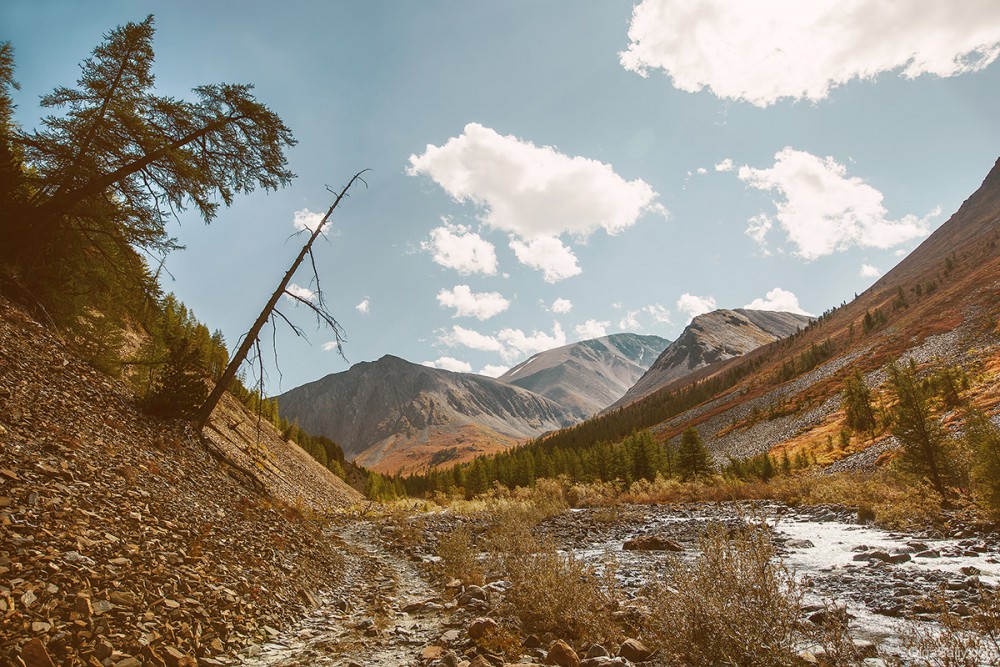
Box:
[275,355,587,474]
[610,309,811,410]
[0,297,361,666]
[499,333,669,415]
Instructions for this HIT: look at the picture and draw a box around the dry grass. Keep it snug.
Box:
[641,521,805,666]
[901,589,1000,666]
[483,509,622,645]
[436,525,484,586]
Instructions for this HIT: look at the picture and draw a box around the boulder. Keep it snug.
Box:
[617,638,654,662]
[545,640,580,667]
[623,536,683,552]
[468,617,498,641]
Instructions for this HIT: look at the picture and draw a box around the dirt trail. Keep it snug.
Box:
[242,521,447,667]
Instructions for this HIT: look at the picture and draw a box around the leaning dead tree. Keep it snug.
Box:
[194,169,369,430]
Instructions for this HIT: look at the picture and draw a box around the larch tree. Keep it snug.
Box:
[1,16,295,308]
[677,427,714,481]
[887,361,951,500]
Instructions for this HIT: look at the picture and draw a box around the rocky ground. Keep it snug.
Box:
[0,298,359,666]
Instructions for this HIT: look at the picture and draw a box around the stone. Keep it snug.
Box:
[162,646,196,667]
[623,535,683,551]
[468,617,498,640]
[887,553,911,564]
[545,639,580,667]
[915,549,941,559]
[423,645,445,661]
[785,539,815,549]
[20,638,57,667]
[617,638,653,663]
[459,586,487,606]
[585,645,609,659]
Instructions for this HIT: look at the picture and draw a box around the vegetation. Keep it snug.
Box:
[677,426,713,480]
[887,361,953,500]
[842,370,877,435]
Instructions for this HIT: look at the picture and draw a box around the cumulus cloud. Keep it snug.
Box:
[860,263,882,278]
[356,297,370,314]
[440,325,506,354]
[739,148,937,260]
[437,285,510,320]
[696,167,708,175]
[478,364,509,378]
[620,0,1000,106]
[285,283,315,302]
[618,304,670,331]
[550,298,573,314]
[715,158,735,172]
[575,320,610,340]
[321,341,341,352]
[676,293,717,321]
[409,123,664,280]
[743,287,813,316]
[422,356,473,373]
[440,322,566,362]
[292,208,325,233]
[509,237,582,283]
[421,221,498,275]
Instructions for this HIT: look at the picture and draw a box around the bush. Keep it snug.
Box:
[484,511,621,645]
[902,588,1000,666]
[967,410,1000,519]
[642,521,804,665]
[436,525,484,586]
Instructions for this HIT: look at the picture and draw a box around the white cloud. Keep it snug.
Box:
[745,213,773,248]
[860,263,882,278]
[644,304,671,323]
[356,297,370,314]
[408,123,664,279]
[696,167,708,175]
[437,285,510,320]
[676,293,717,321]
[739,148,937,260]
[285,283,315,302]
[441,323,566,362]
[421,221,498,276]
[575,319,610,340]
[440,325,506,354]
[478,364,509,378]
[620,0,1000,106]
[550,298,573,314]
[321,341,341,352]
[714,158,735,172]
[292,208,325,233]
[497,323,566,360]
[619,310,642,331]
[509,237,582,283]
[743,287,813,316]
[422,356,473,373]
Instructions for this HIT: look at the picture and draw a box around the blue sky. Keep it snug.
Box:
[5,1,1000,391]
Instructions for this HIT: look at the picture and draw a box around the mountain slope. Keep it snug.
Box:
[527,157,1000,469]
[610,309,811,410]
[275,355,587,474]
[499,333,669,415]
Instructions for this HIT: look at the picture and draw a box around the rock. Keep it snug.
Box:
[545,639,580,667]
[162,646,196,667]
[459,586,487,606]
[797,651,820,665]
[441,629,461,644]
[468,617,498,640]
[423,645,445,661]
[114,659,142,667]
[887,553,911,564]
[853,639,878,659]
[915,549,941,558]
[960,566,981,576]
[617,638,654,662]
[622,535,683,551]
[585,645,609,659]
[468,657,492,667]
[20,638,57,667]
[786,539,815,549]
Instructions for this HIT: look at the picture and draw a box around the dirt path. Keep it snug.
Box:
[242,521,448,667]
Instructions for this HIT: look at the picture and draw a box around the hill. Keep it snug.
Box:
[499,333,669,415]
[0,296,362,664]
[610,309,810,410]
[275,355,588,474]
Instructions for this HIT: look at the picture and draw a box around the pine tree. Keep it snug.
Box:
[887,361,951,499]
[677,427,714,481]
[843,370,877,435]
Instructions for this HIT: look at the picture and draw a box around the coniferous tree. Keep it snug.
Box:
[887,361,951,499]
[677,427,714,481]
[843,370,877,435]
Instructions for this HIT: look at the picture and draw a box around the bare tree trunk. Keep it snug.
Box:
[194,169,368,430]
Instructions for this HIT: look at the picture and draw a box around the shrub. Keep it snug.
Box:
[642,521,804,666]
[902,588,1000,666]
[436,525,484,586]
[966,410,1000,519]
[484,511,621,644]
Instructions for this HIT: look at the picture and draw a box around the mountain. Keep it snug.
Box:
[499,333,669,415]
[610,309,811,410]
[523,157,1000,470]
[275,355,587,474]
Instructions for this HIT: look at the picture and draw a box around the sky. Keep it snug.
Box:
[5,1,1000,392]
